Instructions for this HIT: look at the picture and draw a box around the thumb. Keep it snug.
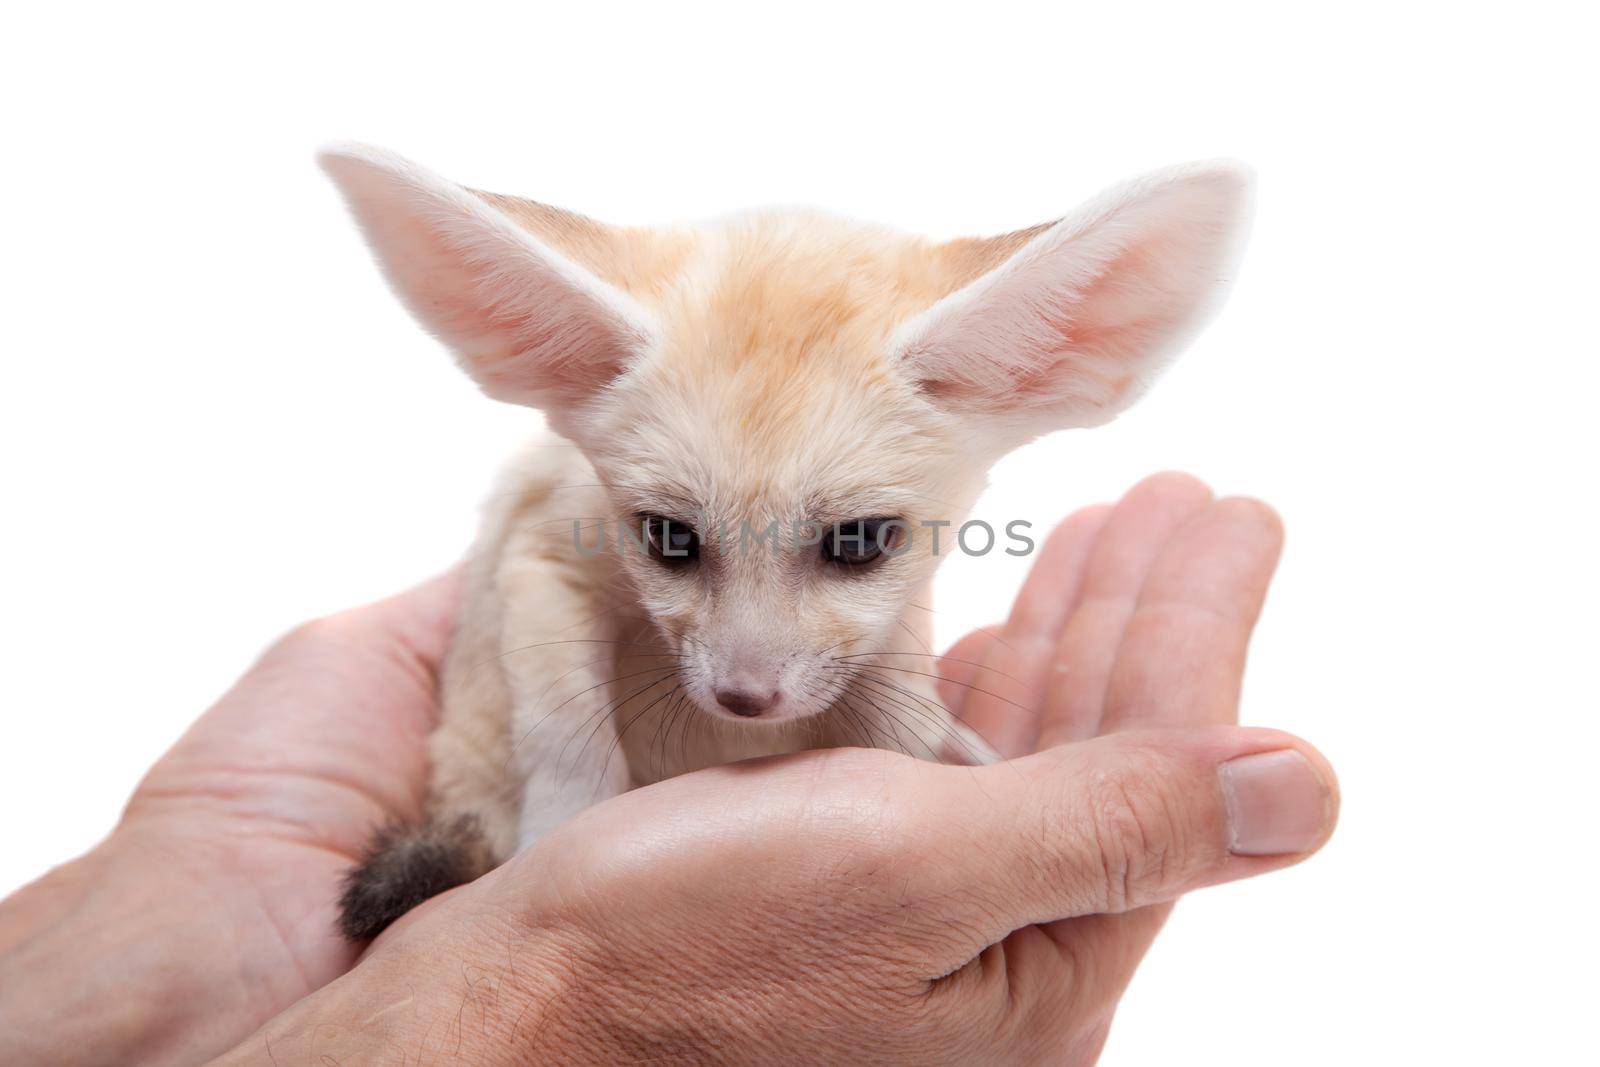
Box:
[903,726,1338,957]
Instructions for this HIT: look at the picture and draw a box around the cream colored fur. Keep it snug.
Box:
[321,144,1252,858]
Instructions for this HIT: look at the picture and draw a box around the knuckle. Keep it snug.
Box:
[1082,760,1184,913]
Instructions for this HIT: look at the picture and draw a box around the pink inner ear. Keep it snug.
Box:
[321,147,655,410]
[1066,224,1212,354]
[373,201,638,407]
[904,166,1247,427]
[1010,240,1189,406]
[441,244,637,407]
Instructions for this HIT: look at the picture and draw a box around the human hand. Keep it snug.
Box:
[0,572,460,1064]
[216,473,1336,1064]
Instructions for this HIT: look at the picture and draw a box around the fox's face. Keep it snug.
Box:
[584,247,985,722]
[323,145,1251,724]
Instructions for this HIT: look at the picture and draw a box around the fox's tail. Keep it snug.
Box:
[337,814,493,941]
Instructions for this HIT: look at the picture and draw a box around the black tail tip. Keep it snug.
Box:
[337,815,490,942]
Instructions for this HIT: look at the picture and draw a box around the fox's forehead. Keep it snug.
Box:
[576,211,981,517]
[599,357,960,524]
[663,211,962,363]
[517,204,1029,367]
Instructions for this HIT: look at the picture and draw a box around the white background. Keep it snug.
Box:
[3,3,1596,1062]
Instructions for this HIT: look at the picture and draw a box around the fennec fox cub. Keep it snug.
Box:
[319,144,1251,939]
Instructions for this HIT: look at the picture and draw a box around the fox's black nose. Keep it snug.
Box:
[715,687,779,717]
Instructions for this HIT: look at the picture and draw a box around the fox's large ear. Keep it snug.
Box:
[319,143,657,412]
[895,163,1252,438]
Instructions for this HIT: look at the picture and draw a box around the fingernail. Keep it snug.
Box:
[1218,750,1331,856]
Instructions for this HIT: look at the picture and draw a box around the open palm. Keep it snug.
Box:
[117,573,458,1021]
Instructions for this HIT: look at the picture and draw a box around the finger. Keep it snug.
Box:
[246,566,464,747]
[1038,474,1214,747]
[1021,499,1286,1011]
[936,626,1005,715]
[1004,504,1115,639]
[953,504,1112,758]
[903,726,1338,971]
[1099,497,1285,733]
[344,566,466,671]
[149,568,466,837]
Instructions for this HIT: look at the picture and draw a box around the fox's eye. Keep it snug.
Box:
[822,518,900,566]
[642,514,699,565]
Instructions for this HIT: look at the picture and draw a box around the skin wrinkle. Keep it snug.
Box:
[127,772,388,860]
